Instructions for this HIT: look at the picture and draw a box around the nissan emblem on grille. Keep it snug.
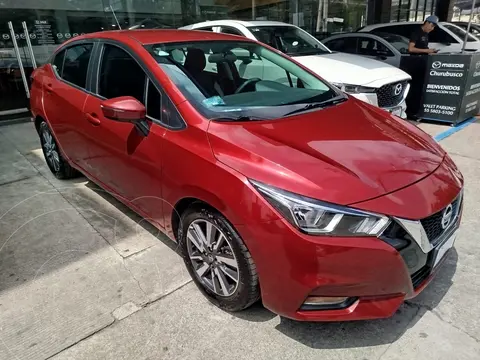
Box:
[394,83,403,96]
[441,204,453,229]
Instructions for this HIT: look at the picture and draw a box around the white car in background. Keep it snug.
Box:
[180,20,412,118]
[359,21,480,53]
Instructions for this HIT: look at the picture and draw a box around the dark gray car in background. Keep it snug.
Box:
[323,32,410,68]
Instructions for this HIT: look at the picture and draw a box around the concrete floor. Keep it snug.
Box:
[0,120,479,360]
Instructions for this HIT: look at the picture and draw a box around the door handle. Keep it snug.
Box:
[45,83,53,93]
[86,113,101,126]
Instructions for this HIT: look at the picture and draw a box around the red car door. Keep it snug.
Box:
[42,42,94,168]
[82,43,167,228]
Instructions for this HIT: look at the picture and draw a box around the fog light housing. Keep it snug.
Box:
[300,296,358,311]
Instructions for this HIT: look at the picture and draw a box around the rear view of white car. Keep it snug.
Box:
[181,20,411,118]
[359,21,480,53]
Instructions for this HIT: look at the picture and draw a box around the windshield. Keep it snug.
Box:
[246,25,331,56]
[443,24,479,42]
[374,32,410,53]
[146,40,341,120]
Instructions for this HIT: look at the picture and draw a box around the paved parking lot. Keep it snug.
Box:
[0,120,479,360]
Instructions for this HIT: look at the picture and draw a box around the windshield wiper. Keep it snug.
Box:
[283,97,347,117]
[210,115,262,122]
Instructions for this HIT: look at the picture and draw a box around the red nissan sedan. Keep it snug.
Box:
[30,30,463,321]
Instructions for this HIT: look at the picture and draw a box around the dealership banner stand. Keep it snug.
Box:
[417,53,480,125]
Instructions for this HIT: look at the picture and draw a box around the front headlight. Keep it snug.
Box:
[332,82,376,94]
[251,180,390,236]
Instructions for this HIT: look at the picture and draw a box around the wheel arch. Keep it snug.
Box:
[171,196,226,241]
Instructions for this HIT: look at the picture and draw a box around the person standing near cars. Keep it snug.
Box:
[404,15,440,117]
[408,15,439,54]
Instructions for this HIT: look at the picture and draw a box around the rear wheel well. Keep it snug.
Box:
[171,198,217,240]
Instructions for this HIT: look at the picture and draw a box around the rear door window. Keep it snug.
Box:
[358,38,394,57]
[324,37,358,53]
[55,43,93,89]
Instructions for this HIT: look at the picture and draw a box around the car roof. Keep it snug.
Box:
[361,21,451,31]
[73,29,254,45]
[182,20,294,28]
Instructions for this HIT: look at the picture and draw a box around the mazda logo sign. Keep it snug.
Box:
[394,83,403,96]
[441,204,454,229]
[432,61,442,69]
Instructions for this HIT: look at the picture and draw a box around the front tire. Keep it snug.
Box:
[179,205,260,312]
[39,121,78,179]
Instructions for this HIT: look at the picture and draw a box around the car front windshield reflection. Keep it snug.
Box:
[147,40,341,120]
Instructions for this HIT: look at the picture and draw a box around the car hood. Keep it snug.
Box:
[207,98,444,205]
[292,52,410,87]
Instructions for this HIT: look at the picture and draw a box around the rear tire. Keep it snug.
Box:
[179,205,260,312]
[39,121,79,179]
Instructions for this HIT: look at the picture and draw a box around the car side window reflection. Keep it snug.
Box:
[98,44,146,103]
[358,38,393,57]
[52,49,66,76]
[99,43,182,128]
[52,44,93,89]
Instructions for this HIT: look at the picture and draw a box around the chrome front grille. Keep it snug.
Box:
[376,81,408,108]
[420,196,461,245]
[393,189,463,254]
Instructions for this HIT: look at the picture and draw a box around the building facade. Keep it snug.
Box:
[0,0,473,119]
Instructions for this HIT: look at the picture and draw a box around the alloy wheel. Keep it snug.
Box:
[186,219,239,297]
[41,127,60,172]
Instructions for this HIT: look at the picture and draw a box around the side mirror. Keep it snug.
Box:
[101,96,149,136]
[101,96,146,123]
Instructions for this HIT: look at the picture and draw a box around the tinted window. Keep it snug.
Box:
[220,27,244,36]
[60,44,93,88]
[197,26,215,32]
[52,50,65,76]
[429,27,457,44]
[375,32,410,52]
[324,37,358,53]
[358,38,394,56]
[98,44,146,102]
[146,79,161,120]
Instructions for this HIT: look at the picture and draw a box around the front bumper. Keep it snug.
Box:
[238,161,462,322]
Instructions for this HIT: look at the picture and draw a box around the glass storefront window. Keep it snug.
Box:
[391,0,436,22]
[314,0,367,33]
